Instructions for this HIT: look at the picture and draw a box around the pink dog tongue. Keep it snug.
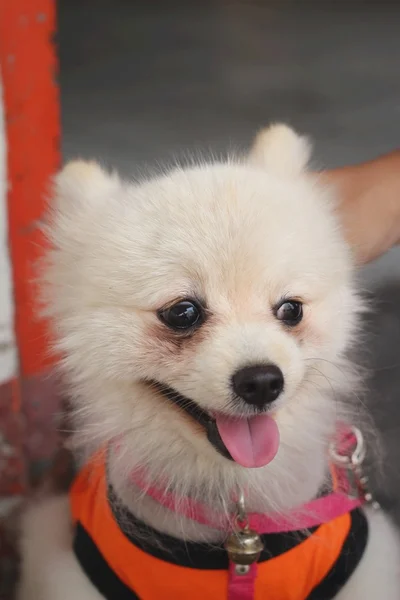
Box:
[216,414,279,468]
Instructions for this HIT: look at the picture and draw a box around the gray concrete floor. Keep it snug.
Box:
[59,0,400,520]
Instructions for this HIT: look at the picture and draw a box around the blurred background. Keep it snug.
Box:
[0,0,400,596]
[59,0,400,282]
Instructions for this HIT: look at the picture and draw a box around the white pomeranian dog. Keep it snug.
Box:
[18,125,400,600]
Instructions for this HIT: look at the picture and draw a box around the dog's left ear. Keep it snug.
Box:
[248,123,311,177]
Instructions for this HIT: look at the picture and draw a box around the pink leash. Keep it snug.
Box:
[122,425,368,600]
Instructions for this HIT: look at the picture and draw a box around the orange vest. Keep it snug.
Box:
[70,455,368,600]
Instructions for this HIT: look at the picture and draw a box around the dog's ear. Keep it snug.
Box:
[248,123,311,177]
[54,160,119,212]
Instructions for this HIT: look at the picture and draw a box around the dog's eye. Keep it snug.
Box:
[158,300,203,330]
[275,300,303,326]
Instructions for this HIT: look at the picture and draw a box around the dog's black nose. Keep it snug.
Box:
[232,365,284,409]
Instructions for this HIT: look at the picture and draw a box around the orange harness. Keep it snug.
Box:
[70,458,368,600]
[70,455,368,600]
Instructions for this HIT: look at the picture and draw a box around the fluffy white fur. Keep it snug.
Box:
[18,124,400,598]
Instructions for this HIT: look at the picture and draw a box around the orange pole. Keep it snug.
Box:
[0,0,60,380]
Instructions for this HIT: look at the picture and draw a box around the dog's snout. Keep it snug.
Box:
[232,364,284,409]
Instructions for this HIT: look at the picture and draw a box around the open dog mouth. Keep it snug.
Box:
[147,381,280,468]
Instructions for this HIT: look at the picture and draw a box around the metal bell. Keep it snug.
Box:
[225,524,264,566]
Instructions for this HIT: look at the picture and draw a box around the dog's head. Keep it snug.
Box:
[43,125,361,510]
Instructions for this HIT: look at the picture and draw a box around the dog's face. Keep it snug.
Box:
[44,125,360,508]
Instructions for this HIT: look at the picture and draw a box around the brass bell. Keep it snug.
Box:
[225,525,264,566]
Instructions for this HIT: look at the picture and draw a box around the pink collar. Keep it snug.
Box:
[127,424,367,535]
[129,476,362,535]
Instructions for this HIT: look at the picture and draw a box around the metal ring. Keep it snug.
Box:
[234,514,249,531]
[329,426,366,467]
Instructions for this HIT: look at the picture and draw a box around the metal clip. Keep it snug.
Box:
[236,491,247,525]
[329,426,366,467]
[329,426,380,510]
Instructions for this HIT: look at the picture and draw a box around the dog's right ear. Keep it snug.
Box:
[248,123,311,177]
[54,160,119,213]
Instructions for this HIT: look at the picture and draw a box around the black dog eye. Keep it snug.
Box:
[158,300,203,330]
[275,300,303,326]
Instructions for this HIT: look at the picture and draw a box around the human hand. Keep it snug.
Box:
[322,151,400,264]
